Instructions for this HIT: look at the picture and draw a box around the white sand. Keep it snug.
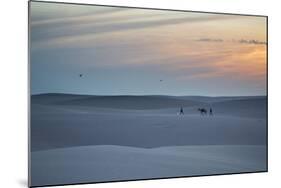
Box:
[30,94,267,186]
[31,102,266,151]
[31,145,267,186]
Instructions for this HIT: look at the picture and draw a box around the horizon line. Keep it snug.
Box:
[31,92,267,98]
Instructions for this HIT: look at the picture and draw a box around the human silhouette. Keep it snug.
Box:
[179,107,184,115]
[209,108,213,116]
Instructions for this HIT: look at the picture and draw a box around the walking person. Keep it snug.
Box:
[179,107,184,115]
[209,107,213,116]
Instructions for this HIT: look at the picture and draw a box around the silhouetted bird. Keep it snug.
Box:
[160,80,163,82]
[79,74,83,77]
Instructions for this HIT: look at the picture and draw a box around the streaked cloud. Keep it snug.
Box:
[196,38,267,45]
[238,39,267,45]
[197,38,224,42]
[30,1,267,96]
[30,2,237,50]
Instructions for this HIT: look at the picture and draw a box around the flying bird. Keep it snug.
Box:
[160,80,163,82]
[79,74,83,77]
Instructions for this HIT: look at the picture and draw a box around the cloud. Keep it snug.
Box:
[31,6,236,49]
[30,1,128,22]
[31,8,129,26]
[197,38,224,42]
[238,39,267,45]
[30,3,267,96]
[195,38,267,45]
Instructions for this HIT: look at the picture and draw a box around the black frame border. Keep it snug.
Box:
[28,0,268,187]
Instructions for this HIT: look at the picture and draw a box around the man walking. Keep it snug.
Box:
[209,108,213,116]
[179,107,184,115]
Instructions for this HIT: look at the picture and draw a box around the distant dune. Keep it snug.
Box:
[32,93,205,109]
[31,93,91,105]
[211,97,267,118]
[175,95,266,103]
[31,93,266,111]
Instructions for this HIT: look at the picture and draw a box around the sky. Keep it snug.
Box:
[30,1,267,96]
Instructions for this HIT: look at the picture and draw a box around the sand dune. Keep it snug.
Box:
[31,93,89,104]
[176,95,265,103]
[32,93,205,109]
[31,94,266,113]
[31,145,267,187]
[31,95,267,151]
[30,93,267,186]
[210,97,267,118]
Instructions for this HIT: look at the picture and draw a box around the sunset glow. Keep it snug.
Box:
[30,2,267,96]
